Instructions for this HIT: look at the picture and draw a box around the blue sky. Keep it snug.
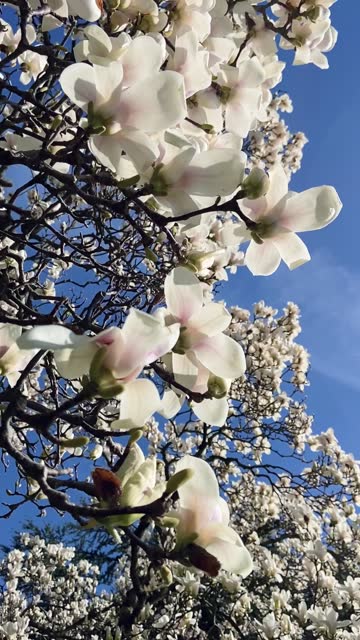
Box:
[2,2,359,545]
[224,0,360,457]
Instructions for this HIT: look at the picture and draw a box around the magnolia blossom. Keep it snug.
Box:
[150,145,245,215]
[17,310,180,428]
[167,27,212,98]
[18,50,47,84]
[60,39,186,173]
[217,58,265,137]
[170,455,253,575]
[0,324,36,386]
[161,266,246,380]
[240,164,342,276]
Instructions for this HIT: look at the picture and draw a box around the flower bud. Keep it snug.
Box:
[242,167,270,200]
[207,375,227,399]
[166,468,194,495]
[128,429,143,445]
[160,565,173,585]
[89,348,124,399]
[59,436,89,448]
[92,468,122,504]
[186,543,221,577]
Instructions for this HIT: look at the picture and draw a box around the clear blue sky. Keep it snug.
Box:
[2,2,359,545]
[224,0,360,457]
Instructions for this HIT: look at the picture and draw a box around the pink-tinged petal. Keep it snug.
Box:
[106,310,178,379]
[193,333,246,379]
[278,186,342,232]
[112,378,160,429]
[189,302,230,336]
[180,149,244,196]
[120,36,163,88]
[161,147,197,187]
[17,325,89,350]
[272,232,310,270]
[175,455,220,504]
[192,396,228,427]
[245,239,281,276]
[241,196,268,222]
[117,71,186,133]
[164,267,203,324]
[59,63,96,111]
[206,537,253,576]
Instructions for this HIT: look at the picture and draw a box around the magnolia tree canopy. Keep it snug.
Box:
[0,0,358,639]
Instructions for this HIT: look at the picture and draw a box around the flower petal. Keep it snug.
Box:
[54,342,98,379]
[118,71,186,133]
[112,378,160,430]
[189,302,230,336]
[180,148,244,197]
[60,63,96,111]
[17,325,89,350]
[279,186,342,232]
[192,396,229,427]
[194,333,245,379]
[175,455,220,504]
[272,232,310,270]
[206,538,253,576]
[245,239,281,276]
[164,266,203,324]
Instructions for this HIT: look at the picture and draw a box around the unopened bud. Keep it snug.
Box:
[242,167,270,200]
[117,174,140,188]
[166,468,194,495]
[160,565,173,585]
[207,375,227,399]
[128,429,143,445]
[145,247,158,263]
[92,468,122,504]
[187,543,221,577]
[89,348,124,399]
[59,436,89,448]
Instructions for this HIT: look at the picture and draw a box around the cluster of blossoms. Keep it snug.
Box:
[0,0,355,637]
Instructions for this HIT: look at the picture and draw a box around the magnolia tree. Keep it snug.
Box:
[0,0,358,638]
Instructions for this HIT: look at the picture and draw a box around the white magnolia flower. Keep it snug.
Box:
[170,455,253,575]
[17,310,180,428]
[217,57,265,137]
[60,40,186,173]
[240,164,342,275]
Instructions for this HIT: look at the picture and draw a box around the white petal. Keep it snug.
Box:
[279,186,342,232]
[59,63,96,110]
[158,388,184,419]
[116,443,145,485]
[120,36,163,88]
[54,342,98,379]
[112,379,160,429]
[175,455,220,504]
[245,239,281,276]
[192,396,228,427]
[181,149,244,196]
[172,352,199,391]
[17,325,89,350]
[68,0,101,21]
[117,71,186,133]
[272,232,310,270]
[89,130,157,175]
[265,163,289,211]
[121,457,156,506]
[189,302,230,336]
[194,333,246,379]
[206,538,253,576]
[164,267,203,324]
